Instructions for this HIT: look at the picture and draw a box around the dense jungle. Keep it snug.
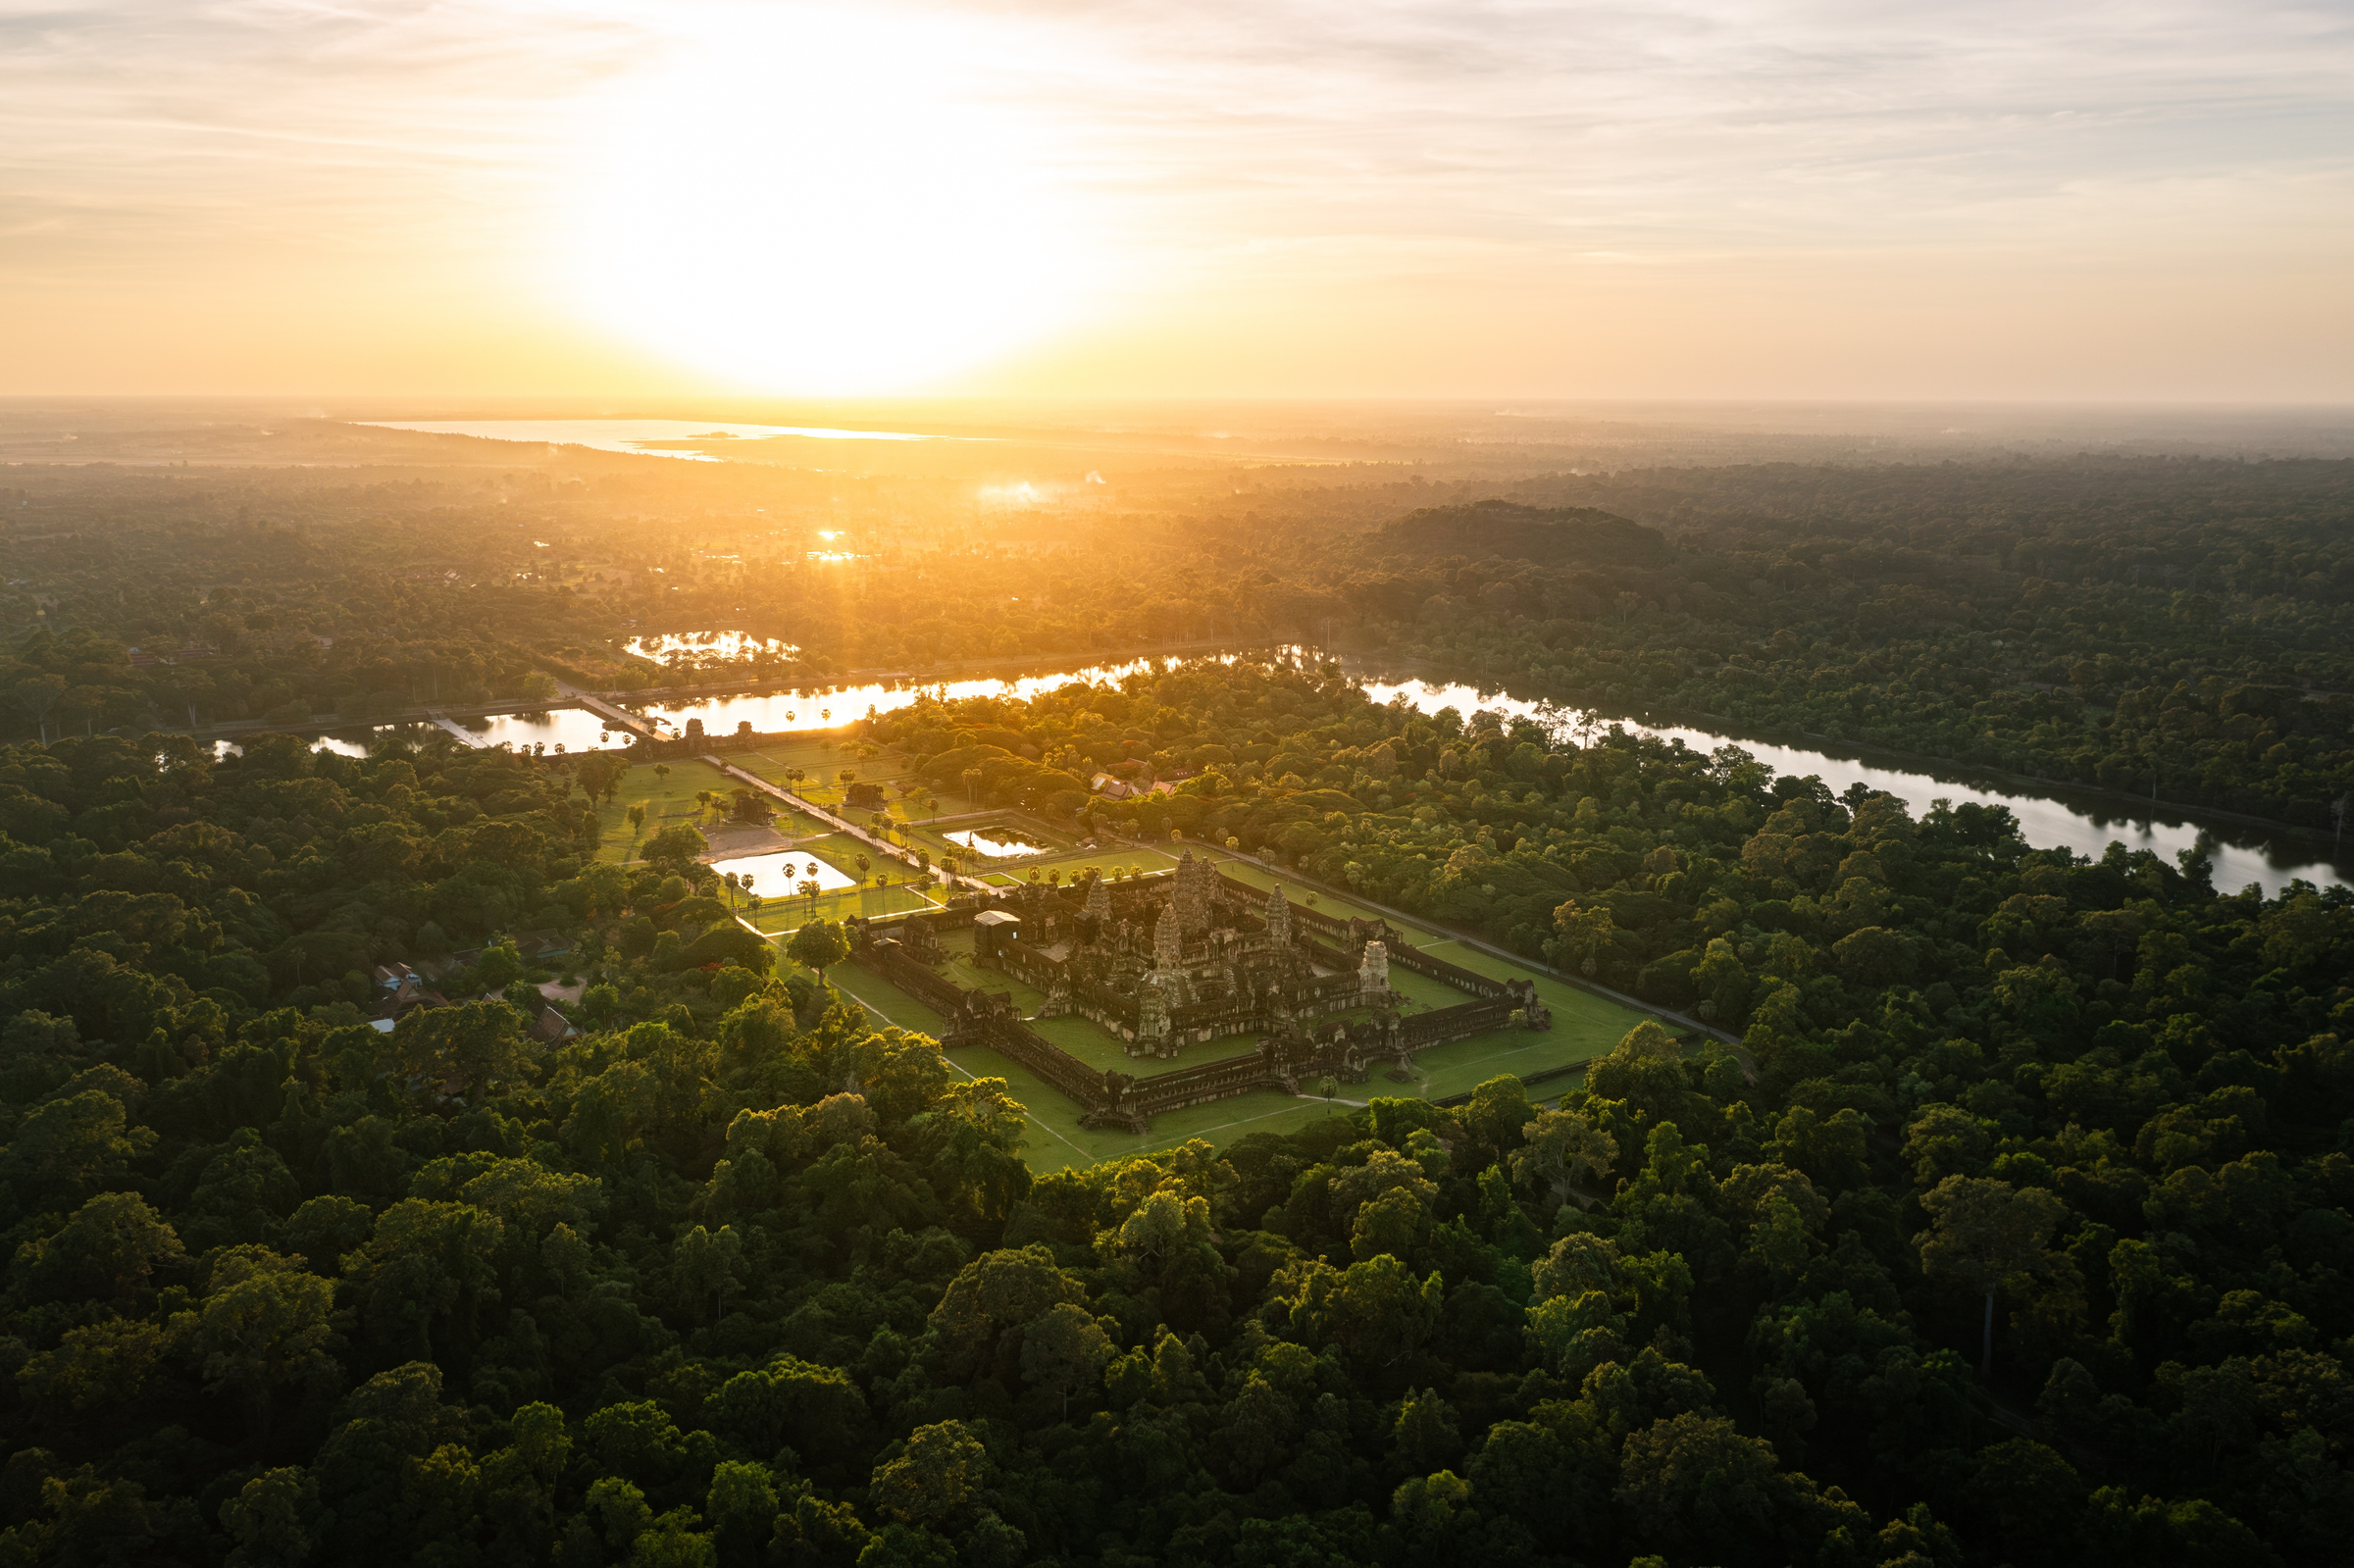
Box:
[1,433,2350,1567]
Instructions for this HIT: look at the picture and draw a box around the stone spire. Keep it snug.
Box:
[1264,885,1292,948]
[1154,897,1183,972]
[1173,847,1211,933]
[1358,939,1390,999]
[1084,871,1111,925]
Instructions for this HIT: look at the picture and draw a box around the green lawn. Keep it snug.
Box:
[1411,938,1661,1055]
[733,739,923,814]
[593,763,730,862]
[1203,855,1399,926]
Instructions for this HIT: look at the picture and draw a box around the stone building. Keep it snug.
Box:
[975,850,1399,1059]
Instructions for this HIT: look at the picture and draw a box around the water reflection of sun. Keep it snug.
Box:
[564,9,1094,394]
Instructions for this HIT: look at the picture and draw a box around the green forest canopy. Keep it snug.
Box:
[1,451,2350,1566]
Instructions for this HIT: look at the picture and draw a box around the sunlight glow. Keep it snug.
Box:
[564,9,1096,394]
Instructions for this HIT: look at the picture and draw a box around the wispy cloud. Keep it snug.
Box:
[1,0,2348,393]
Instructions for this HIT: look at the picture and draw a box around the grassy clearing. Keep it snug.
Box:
[593,763,730,862]
[1205,856,1397,926]
[1413,938,1663,1050]
[733,739,923,813]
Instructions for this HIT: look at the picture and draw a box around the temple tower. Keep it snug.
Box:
[1358,939,1391,1001]
[1173,848,1212,934]
[1136,974,1174,1056]
[1084,871,1111,926]
[1153,898,1183,973]
[1264,885,1293,949]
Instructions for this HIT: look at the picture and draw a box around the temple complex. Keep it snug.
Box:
[848,853,1554,1133]
[970,850,1394,1058]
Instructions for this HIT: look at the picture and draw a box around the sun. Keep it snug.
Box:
[564,10,1094,395]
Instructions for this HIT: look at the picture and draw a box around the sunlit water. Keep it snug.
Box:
[210,647,2343,895]
[634,658,1169,737]
[625,631,798,662]
[353,419,960,462]
[1346,666,2348,897]
[948,829,1045,857]
[214,709,635,759]
[710,851,857,896]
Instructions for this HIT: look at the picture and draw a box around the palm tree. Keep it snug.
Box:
[961,767,981,809]
[797,877,821,916]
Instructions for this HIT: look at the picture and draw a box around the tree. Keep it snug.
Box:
[1614,1411,1783,1558]
[1917,1175,2067,1380]
[673,1224,744,1323]
[1551,899,1617,977]
[12,674,67,743]
[389,1000,532,1101]
[183,1244,339,1440]
[4,1089,142,1201]
[643,824,704,866]
[1019,1301,1114,1419]
[14,1190,186,1307]
[787,919,850,983]
[1512,1108,1619,1205]
[1324,1254,1445,1367]
[220,1468,329,1568]
[869,1420,988,1528]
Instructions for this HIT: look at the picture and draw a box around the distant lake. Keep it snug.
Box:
[353,419,960,462]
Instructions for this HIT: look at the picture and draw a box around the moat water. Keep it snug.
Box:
[630,648,2345,896]
[227,645,2345,896]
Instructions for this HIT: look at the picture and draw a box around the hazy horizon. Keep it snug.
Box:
[7,1,2350,403]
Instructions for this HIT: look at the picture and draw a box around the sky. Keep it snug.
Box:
[3,0,2350,401]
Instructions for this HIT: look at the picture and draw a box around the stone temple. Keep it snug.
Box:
[851,850,1556,1133]
[980,850,1397,1058]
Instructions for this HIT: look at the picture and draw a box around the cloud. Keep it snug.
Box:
[1,0,2347,393]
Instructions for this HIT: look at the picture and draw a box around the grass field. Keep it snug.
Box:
[733,740,923,814]
[595,758,863,862]
[593,763,728,862]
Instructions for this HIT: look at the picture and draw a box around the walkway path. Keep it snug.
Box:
[425,711,491,747]
[702,754,978,907]
[555,682,661,738]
